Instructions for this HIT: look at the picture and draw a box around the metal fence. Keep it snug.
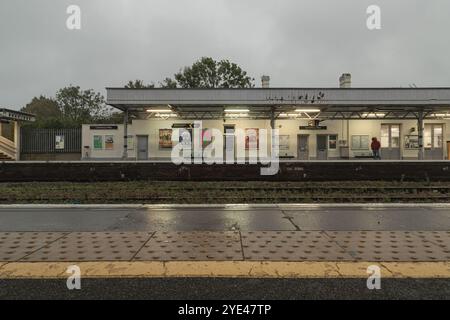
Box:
[20,128,81,154]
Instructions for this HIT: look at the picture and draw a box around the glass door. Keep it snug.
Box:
[424,124,443,160]
[380,124,401,159]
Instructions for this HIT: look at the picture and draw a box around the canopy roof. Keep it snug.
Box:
[106,87,450,120]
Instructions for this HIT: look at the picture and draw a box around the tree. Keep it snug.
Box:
[55,85,107,125]
[170,57,254,88]
[21,96,63,128]
[21,96,61,120]
[124,80,154,88]
[159,77,177,88]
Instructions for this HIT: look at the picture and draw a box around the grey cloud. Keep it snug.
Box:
[1,0,449,109]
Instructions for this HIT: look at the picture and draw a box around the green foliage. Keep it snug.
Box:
[159,77,178,88]
[124,80,155,88]
[22,86,111,128]
[173,57,254,88]
[20,96,63,128]
[55,85,107,125]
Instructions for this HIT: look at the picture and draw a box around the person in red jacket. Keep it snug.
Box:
[371,137,381,159]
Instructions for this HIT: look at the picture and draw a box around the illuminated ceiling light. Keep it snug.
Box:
[279,113,301,117]
[225,113,249,118]
[434,113,450,117]
[295,108,321,113]
[224,108,250,113]
[147,108,172,113]
[362,112,385,117]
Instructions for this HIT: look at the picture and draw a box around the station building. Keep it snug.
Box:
[82,75,450,161]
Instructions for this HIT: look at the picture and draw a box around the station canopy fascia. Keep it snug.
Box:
[105,87,450,120]
[0,108,36,122]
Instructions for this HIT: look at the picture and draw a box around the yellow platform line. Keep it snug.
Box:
[0,261,449,279]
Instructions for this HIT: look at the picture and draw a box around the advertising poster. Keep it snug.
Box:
[159,129,172,148]
[93,135,103,150]
[55,135,65,150]
[105,135,114,150]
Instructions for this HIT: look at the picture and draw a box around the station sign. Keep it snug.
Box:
[89,125,118,130]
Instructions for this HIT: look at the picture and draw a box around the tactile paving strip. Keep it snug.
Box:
[20,232,153,262]
[325,231,450,261]
[134,231,243,261]
[0,232,67,262]
[241,231,354,261]
[1,231,449,262]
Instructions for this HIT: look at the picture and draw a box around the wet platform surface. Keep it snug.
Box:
[0,205,449,232]
[0,230,449,262]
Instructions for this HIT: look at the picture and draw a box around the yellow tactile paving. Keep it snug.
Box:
[0,261,449,279]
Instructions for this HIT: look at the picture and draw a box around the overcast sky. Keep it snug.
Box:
[1,0,450,110]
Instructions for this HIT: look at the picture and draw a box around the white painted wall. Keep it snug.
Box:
[82,118,450,160]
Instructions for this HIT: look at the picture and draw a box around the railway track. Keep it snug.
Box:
[1,185,450,203]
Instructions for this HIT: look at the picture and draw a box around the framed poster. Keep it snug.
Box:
[279,135,289,150]
[404,135,419,149]
[93,135,103,150]
[328,135,338,150]
[105,135,114,150]
[245,128,259,150]
[159,129,173,148]
[55,135,65,150]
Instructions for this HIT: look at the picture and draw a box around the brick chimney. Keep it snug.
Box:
[339,73,351,88]
[261,75,270,88]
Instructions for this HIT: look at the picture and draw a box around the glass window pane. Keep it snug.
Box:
[434,125,443,148]
[424,125,432,148]
[391,125,400,137]
[391,137,400,148]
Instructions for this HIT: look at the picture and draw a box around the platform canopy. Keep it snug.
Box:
[106,87,450,120]
[0,108,35,122]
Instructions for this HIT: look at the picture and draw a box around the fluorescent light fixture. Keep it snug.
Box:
[279,113,301,117]
[224,108,249,113]
[147,109,173,113]
[225,113,249,117]
[295,108,321,113]
[155,113,177,117]
[362,112,385,117]
[434,113,450,117]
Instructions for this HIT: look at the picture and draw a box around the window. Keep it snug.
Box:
[351,135,369,150]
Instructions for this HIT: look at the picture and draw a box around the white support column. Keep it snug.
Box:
[122,109,128,160]
[417,111,424,160]
[270,108,275,158]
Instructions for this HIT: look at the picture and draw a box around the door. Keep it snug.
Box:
[381,124,401,159]
[297,135,309,160]
[137,135,148,160]
[224,125,235,162]
[424,124,443,160]
[316,135,328,160]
